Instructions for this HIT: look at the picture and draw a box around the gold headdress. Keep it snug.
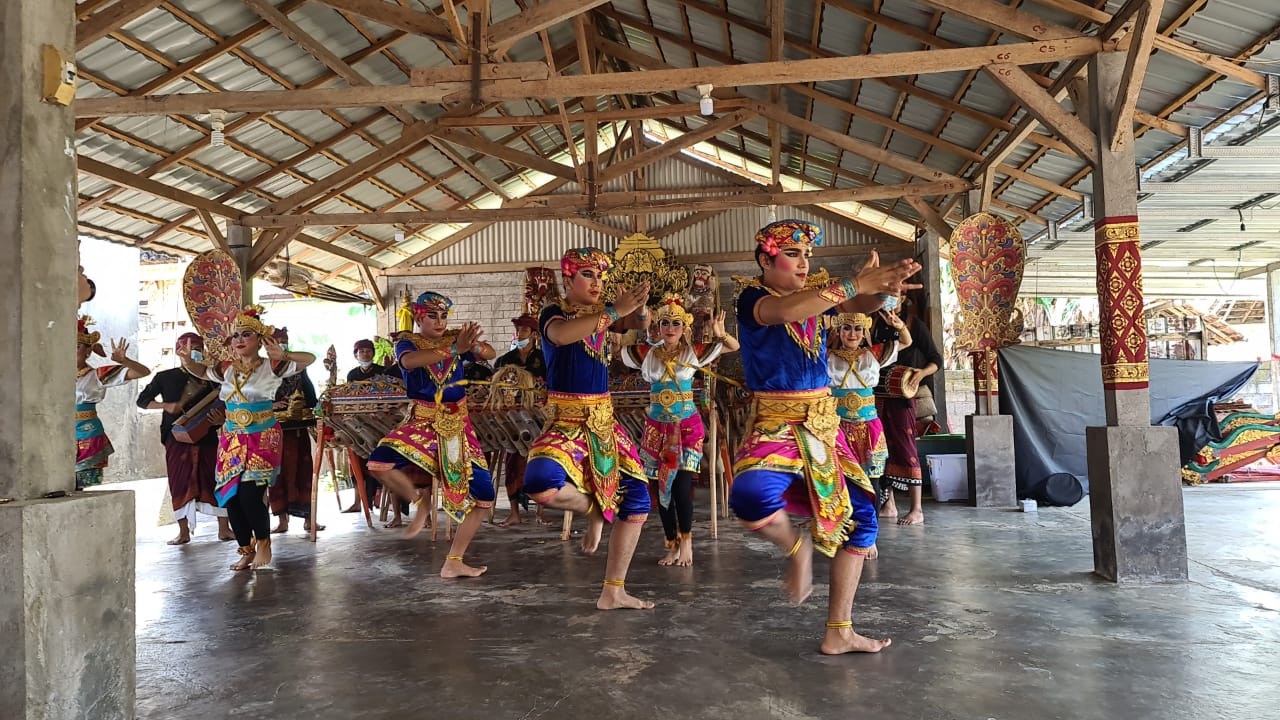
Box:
[228,304,274,342]
[77,316,106,356]
[834,312,872,332]
[652,294,693,326]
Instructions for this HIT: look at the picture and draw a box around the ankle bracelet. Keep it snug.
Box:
[603,579,625,587]
[446,555,463,561]
[826,620,853,629]
[786,536,804,557]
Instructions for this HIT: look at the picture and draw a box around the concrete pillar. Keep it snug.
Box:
[917,230,949,432]
[1267,266,1279,413]
[1086,51,1186,583]
[228,223,254,306]
[966,414,1017,508]
[0,0,137,716]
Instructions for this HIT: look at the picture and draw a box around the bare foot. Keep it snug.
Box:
[403,504,430,539]
[167,533,191,546]
[383,517,403,529]
[676,536,693,567]
[597,586,655,610]
[341,502,360,513]
[218,531,235,542]
[229,550,254,571]
[820,627,892,655]
[303,520,325,533]
[658,542,679,566]
[867,544,879,560]
[784,536,814,605]
[878,501,898,519]
[581,512,604,555]
[897,510,924,526]
[440,557,488,578]
[495,512,522,527]
[251,539,272,569]
[271,520,289,534]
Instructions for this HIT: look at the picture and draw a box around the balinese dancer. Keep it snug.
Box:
[366,291,498,579]
[620,297,738,567]
[876,296,943,525]
[269,327,321,535]
[493,312,548,527]
[827,311,911,554]
[729,219,918,654]
[522,247,654,610]
[177,306,316,571]
[136,332,231,544]
[76,316,150,489]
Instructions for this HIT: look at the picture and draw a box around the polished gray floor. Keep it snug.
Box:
[127,480,1280,719]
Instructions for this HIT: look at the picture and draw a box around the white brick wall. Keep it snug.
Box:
[380,272,528,351]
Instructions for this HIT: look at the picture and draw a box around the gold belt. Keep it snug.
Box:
[410,399,467,437]
[546,392,615,437]
[651,389,695,410]
[751,389,839,445]
[75,409,98,421]
[225,408,274,430]
[837,393,875,412]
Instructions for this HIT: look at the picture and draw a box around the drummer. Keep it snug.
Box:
[493,313,547,527]
[874,294,942,526]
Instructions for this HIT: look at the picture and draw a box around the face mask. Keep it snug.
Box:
[358,360,372,368]
[512,338,531,349]
[190,349,204,364]
[879,295,899,312]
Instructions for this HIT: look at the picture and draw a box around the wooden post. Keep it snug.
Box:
[308,421,325,542]
[346,448,374,529]
[706,391,719,539]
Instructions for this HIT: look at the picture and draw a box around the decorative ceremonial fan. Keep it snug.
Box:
[182,250,243,364]
[948,212,1026,353]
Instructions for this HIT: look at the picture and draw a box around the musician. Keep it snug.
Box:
[522,247,655,610]
[729,220,917,654]
[366,291,497,578]
[875,295,942,526]
[827,311,910,557]
[75,316,150,489]
[343,338,400,517]
[177,305,316,572]
[493,313,547,527]
[346,338,395,381]
[136,332,232,545]
[619,297,738,567]
[269,327,321,535]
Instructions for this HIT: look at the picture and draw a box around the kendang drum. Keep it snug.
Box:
[876,366,921,399]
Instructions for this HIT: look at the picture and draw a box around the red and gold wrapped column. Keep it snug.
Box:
[1094,216,1149,390]
[971,349,999,409]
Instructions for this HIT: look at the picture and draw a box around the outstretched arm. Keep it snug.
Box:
[544,282,650,346]
[264,336,316,371]
[754,253,921,326]
[110,339,151,380]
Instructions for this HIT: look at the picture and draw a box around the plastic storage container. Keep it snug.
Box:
[925,453,969,502]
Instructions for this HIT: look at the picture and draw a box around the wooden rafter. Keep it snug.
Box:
[1111,0,1167,153]
[309,0,454,40]
[76,0,165,49]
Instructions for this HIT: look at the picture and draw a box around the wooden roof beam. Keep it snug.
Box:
[74,37,1107,118]
[597,109,755,184]
[309,0,454,41]
[242,181,971,227]
[76,0,164,49]
[487,0,614,55]
[985,64,1098,166]
[1111,0,1166,153]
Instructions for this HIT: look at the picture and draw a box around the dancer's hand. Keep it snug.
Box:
[613,282,651,317]
[856,251,922,295]
[712,310,728,338]
[109,338,130,363]
[456,322,484,354]
[263,335,287,361]
[880,310,904,330]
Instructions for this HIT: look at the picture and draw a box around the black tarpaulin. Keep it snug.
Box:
[996,345,1257,504]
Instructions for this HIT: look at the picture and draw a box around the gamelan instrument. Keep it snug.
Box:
[170,389,224,444]
[875,365,921,400]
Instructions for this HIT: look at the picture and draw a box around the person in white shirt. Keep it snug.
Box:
[75,316,150,489]
[827,311,911,547]
[620,296,738,567]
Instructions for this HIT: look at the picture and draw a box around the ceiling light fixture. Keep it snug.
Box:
[210,109,226,147]
[697,84,714,116]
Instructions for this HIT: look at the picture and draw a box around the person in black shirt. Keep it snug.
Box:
[493,313,548,526]
[136,332,231,545]
[875,296,943,526]
[346,338,394,382]
[269,328,321,534]
[342,338,402,518]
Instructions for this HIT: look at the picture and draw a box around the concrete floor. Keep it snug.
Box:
[121,480,1280,720]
